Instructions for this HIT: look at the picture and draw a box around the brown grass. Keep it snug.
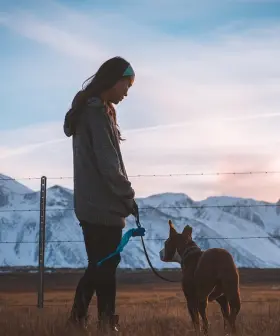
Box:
[1,271,280,335]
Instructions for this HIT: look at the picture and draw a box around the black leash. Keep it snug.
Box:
[134,214,180,283]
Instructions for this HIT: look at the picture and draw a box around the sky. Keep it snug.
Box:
[0,0,280,202]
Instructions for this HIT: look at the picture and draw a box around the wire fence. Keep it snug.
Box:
[0,203,279,214]
[1,174,280,309]
[1,170,280,181]
[1,235,280,245]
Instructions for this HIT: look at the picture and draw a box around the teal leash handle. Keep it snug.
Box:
[96,226,146,267]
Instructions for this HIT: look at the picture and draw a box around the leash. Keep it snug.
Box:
[135,213,180,283]
[96,227,145,267]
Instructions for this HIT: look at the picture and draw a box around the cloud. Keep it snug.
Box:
[1,4,280,129]
[0,119,279,202]
[0,12,108,62]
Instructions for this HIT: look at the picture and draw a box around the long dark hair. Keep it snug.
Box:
[64,56,133,141]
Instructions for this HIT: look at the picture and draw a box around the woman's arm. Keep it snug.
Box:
[85,101,135,203]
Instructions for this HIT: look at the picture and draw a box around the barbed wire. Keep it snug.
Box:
[1,235,280,244]
[1,204,279,243]
[1,170,280,181]
[0,202,279,214]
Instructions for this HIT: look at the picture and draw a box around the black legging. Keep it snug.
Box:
[71,221,122,321]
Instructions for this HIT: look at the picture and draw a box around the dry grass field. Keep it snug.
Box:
[1,269,280,335]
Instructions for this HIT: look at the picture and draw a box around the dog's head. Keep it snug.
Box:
[159,220,193,263]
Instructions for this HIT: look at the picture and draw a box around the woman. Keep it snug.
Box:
[63,56,138,332]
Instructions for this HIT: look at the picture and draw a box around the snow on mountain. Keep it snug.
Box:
[0,174,280,269]
[0,174,33,209]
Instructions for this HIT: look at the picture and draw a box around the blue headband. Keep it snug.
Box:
[123,64,135,77]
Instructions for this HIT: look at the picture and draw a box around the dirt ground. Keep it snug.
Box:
[0,268,280,335]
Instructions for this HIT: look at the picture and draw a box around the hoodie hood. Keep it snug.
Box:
[63,106,77,137]
[63,90,86,137]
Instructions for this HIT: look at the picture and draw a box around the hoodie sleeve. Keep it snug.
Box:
[84,100,135,204]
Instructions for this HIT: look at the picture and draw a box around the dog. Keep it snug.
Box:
[159,220,241,335]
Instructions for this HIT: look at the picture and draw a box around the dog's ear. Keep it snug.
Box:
[182,225,193,240]
[168,219,177,237]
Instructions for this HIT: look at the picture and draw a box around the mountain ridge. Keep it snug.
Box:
[1,173,280,269]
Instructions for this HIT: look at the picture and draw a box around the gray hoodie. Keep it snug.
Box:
[63,97,135,228]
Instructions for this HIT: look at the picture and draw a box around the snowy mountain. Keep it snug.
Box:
[1,173,280,269]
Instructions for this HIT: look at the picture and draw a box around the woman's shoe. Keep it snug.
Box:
[97,314,120,333]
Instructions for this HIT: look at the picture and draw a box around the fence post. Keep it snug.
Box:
[37,176,47,309]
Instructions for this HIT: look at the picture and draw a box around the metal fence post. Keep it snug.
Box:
[37,176,47,309]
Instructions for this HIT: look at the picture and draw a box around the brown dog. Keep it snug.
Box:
[159,220,241,335]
